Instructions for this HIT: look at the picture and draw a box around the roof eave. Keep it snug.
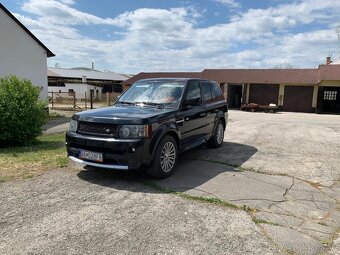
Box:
[0,3,55,58]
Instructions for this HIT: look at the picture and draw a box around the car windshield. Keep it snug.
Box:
[118,80,186,108]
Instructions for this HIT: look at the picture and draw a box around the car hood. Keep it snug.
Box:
[73,105,176,124]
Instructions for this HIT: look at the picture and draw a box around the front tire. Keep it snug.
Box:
[147,135,178,179]
[208,120,224,148]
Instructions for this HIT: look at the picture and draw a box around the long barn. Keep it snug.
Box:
[122,59,340,114]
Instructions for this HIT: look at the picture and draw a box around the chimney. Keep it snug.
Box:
[91,62,94,70]
[326,56,332,65]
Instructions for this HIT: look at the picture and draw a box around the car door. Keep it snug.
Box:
[176,80,207,146]
[200,81,216,136]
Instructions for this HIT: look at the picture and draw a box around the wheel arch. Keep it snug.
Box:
[150,123,181,159]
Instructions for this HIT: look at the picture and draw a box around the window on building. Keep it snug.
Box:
[68,89,74,96]
[324,91,337,100]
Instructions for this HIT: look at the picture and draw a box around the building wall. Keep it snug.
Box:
[318,80,340,87]
[48,83,103,99]
[0,9,48,98]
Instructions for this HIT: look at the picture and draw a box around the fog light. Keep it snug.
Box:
[130,147,136,153]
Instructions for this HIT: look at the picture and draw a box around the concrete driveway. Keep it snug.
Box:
[0,110,339,255]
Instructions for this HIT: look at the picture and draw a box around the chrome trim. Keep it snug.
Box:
[69,132,142,143]
[69,156,129,170]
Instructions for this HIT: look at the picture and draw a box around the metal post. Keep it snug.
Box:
[85,92,87,110]
[73,92,76,109]
[90,90,94,109]
[51,91,54,108]
[106,92,110,106]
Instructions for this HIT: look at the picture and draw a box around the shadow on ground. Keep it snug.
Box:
[77,142,258,193]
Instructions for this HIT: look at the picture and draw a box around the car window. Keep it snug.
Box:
[186,81,201,100]
[118,80,185,108]
[201,82,212,102]
[211,82,223,98]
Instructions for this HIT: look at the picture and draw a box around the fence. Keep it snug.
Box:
[43,91,120,134]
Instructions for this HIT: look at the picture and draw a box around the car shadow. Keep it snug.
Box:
[77,142,258,193]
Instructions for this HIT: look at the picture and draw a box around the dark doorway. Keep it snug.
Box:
[283,86,314,113]
[249,84,279,105]
[322,87,340,113]
[227,84,243,108]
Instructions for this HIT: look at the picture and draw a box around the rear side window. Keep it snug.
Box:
[211,82,223,98]
[186,81,201,100]
[200,82,212,102]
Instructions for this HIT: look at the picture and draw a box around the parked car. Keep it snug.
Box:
[66,78,228,178]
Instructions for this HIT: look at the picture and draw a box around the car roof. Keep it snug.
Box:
[137,78,212,83]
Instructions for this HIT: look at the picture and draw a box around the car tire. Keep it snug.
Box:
[208,120,224,148]
[147,135,178,179]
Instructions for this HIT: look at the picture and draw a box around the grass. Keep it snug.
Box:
[0,134,68,182]
[252,217,280,226]
[144,180,239,209]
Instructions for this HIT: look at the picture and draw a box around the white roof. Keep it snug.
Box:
[48,67,128,81]
[330,59,340,65]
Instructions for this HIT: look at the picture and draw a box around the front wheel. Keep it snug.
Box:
[147,135,178,179]
[208,120,224,148]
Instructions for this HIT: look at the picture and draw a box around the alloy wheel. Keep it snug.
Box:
[160,142,176,172]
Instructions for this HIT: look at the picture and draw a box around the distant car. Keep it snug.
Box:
[66,78,228,178]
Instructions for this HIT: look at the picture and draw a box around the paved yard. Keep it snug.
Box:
[0,110,339,254]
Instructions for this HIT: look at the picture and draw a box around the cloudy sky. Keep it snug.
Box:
[2,0,340,73]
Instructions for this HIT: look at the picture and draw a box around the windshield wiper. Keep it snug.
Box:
[118,101,135,105]
[136,102,165,109]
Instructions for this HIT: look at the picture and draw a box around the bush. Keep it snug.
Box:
[0,76,47,147]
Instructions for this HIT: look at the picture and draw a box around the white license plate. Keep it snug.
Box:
[79,149,103,162]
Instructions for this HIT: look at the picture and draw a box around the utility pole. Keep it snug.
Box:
[336,25,340,60]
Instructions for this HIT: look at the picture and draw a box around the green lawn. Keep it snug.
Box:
[0,134,68,182]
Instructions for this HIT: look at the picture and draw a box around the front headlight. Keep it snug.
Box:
[119,125,148,138]
[69,119,78,133]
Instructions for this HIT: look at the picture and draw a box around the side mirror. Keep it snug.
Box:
[184,97,201,107]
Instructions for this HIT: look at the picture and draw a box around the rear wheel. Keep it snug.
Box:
[147,135,178,179]
[208,120,224,148]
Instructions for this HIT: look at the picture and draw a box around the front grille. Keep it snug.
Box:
[77,121,118,137]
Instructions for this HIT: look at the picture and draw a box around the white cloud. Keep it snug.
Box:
[13,0,340,73]
[214,0,241,8]
[58,0,75,5]
[21,0,116,25]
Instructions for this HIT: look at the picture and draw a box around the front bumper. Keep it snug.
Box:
[66,131,151,170]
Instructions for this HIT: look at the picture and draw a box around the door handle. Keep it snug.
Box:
[199,113,207,117]
[176,118,185,124]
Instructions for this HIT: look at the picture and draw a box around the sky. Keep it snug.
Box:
[2,0,340,73]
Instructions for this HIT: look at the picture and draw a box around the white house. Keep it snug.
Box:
[0,3,54,98]
[48,67,128,100]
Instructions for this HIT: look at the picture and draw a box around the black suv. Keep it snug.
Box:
[66,78,228,178]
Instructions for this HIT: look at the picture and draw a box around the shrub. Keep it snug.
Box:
[0,76,47,147]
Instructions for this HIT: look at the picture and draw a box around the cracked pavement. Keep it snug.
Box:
[1,110,340,254]
[156,111,340,255]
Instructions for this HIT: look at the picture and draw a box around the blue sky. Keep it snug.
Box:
[2,0,340,73]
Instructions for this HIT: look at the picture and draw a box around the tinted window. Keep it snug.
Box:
[186,81,201,100]
[201,82,212,102]
[211,82,223,98]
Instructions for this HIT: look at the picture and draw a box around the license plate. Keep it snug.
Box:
[79,149,103,162]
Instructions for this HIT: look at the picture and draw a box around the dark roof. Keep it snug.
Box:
[318,65,340,81]
[122,72,201,85]
[122,65,340,86]
[201,68,318,84]
[0,3,55,57]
